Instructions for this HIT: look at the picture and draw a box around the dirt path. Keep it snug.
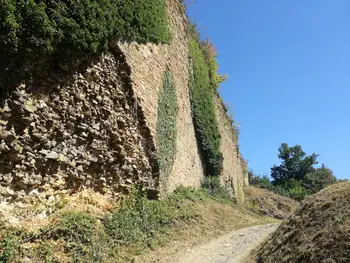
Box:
[174,223,278,263]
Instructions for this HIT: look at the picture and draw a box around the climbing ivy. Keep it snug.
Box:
[156,70,178,186]
[0,0,172,92]
[0,0,171,57]
[189,38,223,177]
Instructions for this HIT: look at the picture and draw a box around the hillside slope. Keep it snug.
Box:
[244,186,299,220]
[0,187,277,263]
[249,181,350,263]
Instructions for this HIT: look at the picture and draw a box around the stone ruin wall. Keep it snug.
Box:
[0,51,158,202]
[215,96,248,205]
[0,0,248,202]
[118,0,204,194]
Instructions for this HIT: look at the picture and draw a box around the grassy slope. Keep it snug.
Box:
[244,186,299,220]
[247,181,350,263]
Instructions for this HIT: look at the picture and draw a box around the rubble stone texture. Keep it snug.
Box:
[0,52,157,201]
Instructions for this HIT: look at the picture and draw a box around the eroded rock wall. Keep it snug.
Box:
[0,52,158,201]
[118,0,204,194]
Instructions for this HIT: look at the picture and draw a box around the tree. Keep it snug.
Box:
[303,164,337,194]
[271,143,319,184]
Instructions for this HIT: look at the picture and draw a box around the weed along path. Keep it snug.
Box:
[175,224,279,263]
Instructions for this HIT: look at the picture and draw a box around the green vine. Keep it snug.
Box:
[0,0,172,91]
[156,70,178,187]
[189,38,223,177]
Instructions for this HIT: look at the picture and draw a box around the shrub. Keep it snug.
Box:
[201,176,232,201]
[156,70,178,188]
[189,38,223,177]
[200,39,228,91]
[44,211,108,261]
[0,235,17,263]
[104,190,191,249]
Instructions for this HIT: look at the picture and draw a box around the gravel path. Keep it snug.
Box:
[175,223,279,263]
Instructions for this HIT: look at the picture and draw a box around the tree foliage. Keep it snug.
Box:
[250,143,337,200]
[303,164,337,194]
[271,143,318,184]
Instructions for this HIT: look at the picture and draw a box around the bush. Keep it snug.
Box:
[0,235,17,263]
[44,211,108,261]
[200,39,228,91]
[156,70,178,187]
[104,190,192,249]
[201,176,232,201]
[189,38,223,177]
[303,165,337,194]
[249,170,311,201]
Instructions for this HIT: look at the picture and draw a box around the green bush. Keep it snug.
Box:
[156,70,178,187]
[201,176,232,201]
[0,235,17,263]
[104,190,191,249]
[44,211,108,261]
[189,38,223,177]
[0,0,171,70]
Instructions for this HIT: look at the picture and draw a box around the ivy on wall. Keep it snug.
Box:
[0,0,171,57]
[189,38,223,177]
[0,0,171,91]
[156,70,178,187]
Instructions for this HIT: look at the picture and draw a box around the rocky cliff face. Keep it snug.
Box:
[0,0,248,203]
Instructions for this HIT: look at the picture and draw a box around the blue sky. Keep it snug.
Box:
[187,0,350,179]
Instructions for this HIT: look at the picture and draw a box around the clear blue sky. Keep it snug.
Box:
[187,0,350,180]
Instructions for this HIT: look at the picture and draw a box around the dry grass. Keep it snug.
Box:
[247,181,350,263]
[244,186,299,220]
[0,190,117,232]
[0,187,286,263]
[135,197,276,263]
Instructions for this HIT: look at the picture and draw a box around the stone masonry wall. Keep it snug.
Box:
[0,0,248,202]
[215,96,248,205]
[118,0,204,194]
[0,51,158,201]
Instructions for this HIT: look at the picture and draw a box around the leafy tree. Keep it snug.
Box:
[248,170,271,186]
[248,144,338,200]
[303,164,337,194]
[271,143,319,184]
